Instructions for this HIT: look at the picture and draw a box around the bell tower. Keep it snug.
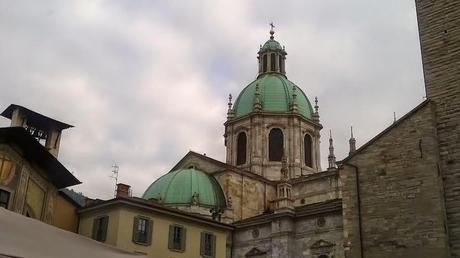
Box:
[224,26,322,181]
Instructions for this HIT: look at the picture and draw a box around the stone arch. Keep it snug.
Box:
[236,131,247,165]
[304,133,313,167]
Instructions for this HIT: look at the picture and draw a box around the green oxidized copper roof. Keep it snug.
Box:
[142,168,226,208]
[233,73,314,119]
[261,39,282,51]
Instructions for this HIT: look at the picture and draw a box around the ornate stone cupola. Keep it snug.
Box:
[224,25,323,181]
[257,23,287,76]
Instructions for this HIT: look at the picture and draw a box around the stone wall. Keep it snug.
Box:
[214,171,276,221]
[232,212,343,258]
[292,170,341,207]
[225,113,322,180]
[340,102,449,258]
[415,1,460,255]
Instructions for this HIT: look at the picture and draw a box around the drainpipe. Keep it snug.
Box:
[344,163,364,258]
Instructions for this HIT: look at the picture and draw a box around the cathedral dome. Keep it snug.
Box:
[232,73,314,119]
[142,168,227,209]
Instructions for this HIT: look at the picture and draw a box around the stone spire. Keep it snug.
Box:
[227,94,235,119]
[253,83,262,111]
[349,126,356,155]
[290,85,298,112]
[312,97,320,122]
[328,130,337,170]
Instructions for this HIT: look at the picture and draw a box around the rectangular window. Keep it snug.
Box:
[168,225,186,251]
[132,216,152,245]
[200,232,216,257]
[0,189,10,209]
[92,216,109,242]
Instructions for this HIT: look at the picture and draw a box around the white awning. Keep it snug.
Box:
[0,208,146,258]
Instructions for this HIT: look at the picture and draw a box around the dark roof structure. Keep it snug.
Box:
[1,104,73,131]
[0,127,80,188]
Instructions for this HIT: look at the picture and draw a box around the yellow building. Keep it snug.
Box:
[78,193,233,258]
[0,104,81,231]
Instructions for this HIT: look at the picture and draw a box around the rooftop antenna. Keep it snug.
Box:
[110,164,119,197]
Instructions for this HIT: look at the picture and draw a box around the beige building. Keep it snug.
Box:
[78,186,233,258]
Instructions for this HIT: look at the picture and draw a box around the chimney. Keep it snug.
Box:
[116,183,131,198]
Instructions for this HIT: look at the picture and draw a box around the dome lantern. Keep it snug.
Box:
[257,23,287,76]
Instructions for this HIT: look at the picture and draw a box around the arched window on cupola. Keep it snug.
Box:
[304,134,313,167]
[236,132,247,165]
[279,56,284,73]
[269,128,283,161]
[270,53,276,71]
[263,55,267,73]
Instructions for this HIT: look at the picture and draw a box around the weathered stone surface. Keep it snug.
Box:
[340,102,449,258]
[416,0,460,255]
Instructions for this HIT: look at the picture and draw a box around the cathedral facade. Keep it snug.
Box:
[141,1,460,257]
[143,27,344,258]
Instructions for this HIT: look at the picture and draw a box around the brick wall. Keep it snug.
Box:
[340,102,449,258]
[415,0,460,255]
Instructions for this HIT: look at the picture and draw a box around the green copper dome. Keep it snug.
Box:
[142,168,226,208]
[233,73,314,119]
[261,39,282,51]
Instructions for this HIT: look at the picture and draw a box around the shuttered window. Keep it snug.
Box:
[92,216,109,242]
[168,225,186,251]
[132,216,153,245]
[200,232,216,257]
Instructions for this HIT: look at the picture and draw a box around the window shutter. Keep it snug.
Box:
[200,232,205,256]
[91,218,98,240]
[146,219,153,245]
[180,227,187,251]
[168,225,174,250]
[101,216,109,242]
[211,234,216,257]
[132,217,139,242]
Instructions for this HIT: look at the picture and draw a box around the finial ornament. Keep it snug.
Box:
[291,85,298,112]
[269,22,275,39]
[227,93,235,119]
[253,83,262,111]
[349,126,356,155]
[328,130,337,170]
[228,94,233,109]
[312,96,320,122]
[314,97,319,113]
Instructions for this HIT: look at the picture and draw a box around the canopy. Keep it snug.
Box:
[0,208,146,258]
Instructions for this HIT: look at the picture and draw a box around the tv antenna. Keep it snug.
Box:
[110,164,119,197]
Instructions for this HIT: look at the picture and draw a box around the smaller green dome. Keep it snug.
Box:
[142,168,226,209]
[261,39,282,51]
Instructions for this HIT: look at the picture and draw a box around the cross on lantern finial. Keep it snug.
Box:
[269,22,275,39]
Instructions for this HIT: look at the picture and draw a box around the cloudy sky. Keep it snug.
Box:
[0,0,425,199]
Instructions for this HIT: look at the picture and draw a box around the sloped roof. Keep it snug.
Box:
[1,104,73,131]
[0,127,80,188]
[339,99,431,164]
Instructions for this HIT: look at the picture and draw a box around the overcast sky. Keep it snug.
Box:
[0,0,425,199]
